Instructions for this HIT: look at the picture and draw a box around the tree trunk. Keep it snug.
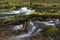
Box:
[30,0,32,7]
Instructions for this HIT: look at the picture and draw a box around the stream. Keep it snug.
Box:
[7,18,60,40]
[0,7,35,19]
[0,7,60,40]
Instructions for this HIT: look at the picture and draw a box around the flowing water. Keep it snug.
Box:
[0,7,35,19]
[0,7,60,40]
[7,18,60,40]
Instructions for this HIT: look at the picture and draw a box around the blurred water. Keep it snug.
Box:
[0,7,60,40]
[0,7,35,19]
[11,24,23,30]
[8,18,60,40]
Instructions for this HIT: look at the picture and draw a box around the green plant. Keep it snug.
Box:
[43,26,58,37]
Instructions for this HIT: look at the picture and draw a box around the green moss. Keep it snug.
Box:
[0,12,60,25]
[43,26,58,37]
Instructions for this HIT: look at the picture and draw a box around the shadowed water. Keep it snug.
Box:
[0,7,60,40]
[8,19,60,40]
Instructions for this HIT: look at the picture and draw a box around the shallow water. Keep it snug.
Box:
[7,19,60,40]
[0,7,35,19]
[0,7,60,40]
[0,18,60,40]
